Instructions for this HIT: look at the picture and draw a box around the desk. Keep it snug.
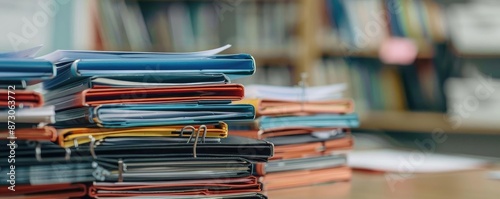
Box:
[266,169,500,199]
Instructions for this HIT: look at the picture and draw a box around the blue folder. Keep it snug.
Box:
[0,80,27,89]
[43,54,255,90]
[54,103,255,128]
[0,59,56,80]
[259,114,359,131]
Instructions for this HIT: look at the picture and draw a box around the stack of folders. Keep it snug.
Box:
[0,46,272,199]
[0,46,56,134]
[231,84,359,190]
[0,46,57,147]
[0,47,60,195]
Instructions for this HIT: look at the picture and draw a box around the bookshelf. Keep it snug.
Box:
[321,49,434,59]
[90,0,500,134]
[296,0,319,83]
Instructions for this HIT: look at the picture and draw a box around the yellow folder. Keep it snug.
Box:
[57,122,228,148]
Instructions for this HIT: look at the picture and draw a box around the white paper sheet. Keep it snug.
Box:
[348,149,489,173]
[38,44,231,62]
[0,45,42,58]
[244,84,346,101]
[0,106,54,123]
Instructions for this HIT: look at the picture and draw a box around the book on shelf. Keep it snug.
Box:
[311,56,447,113]
[320,0,446,56]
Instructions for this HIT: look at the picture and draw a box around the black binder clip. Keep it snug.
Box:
[185,125,207,158]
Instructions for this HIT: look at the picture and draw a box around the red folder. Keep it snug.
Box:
[0,90,43,108]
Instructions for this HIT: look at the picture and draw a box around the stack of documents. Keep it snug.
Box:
[0,46,56,145]
[0,48,65,197]
[231,84,358,190]
[1,46,272,199]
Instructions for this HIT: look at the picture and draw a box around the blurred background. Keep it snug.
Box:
[1,0,500,158]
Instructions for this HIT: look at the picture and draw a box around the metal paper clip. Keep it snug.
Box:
[73,135,97,159]
[186,125,207,158]
[180,125,196,137]
[298,72,308,111]
[64,148,71,161]
[118,159,124,182]
[89,135,97,159]
[73,135,98,159]
[35,142,43,162]
[37,142,71,161]
[74,138,80,149]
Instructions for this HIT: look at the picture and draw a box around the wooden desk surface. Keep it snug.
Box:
[266,169,500,199]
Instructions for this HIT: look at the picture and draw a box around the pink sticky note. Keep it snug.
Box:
[379,37,418,65]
